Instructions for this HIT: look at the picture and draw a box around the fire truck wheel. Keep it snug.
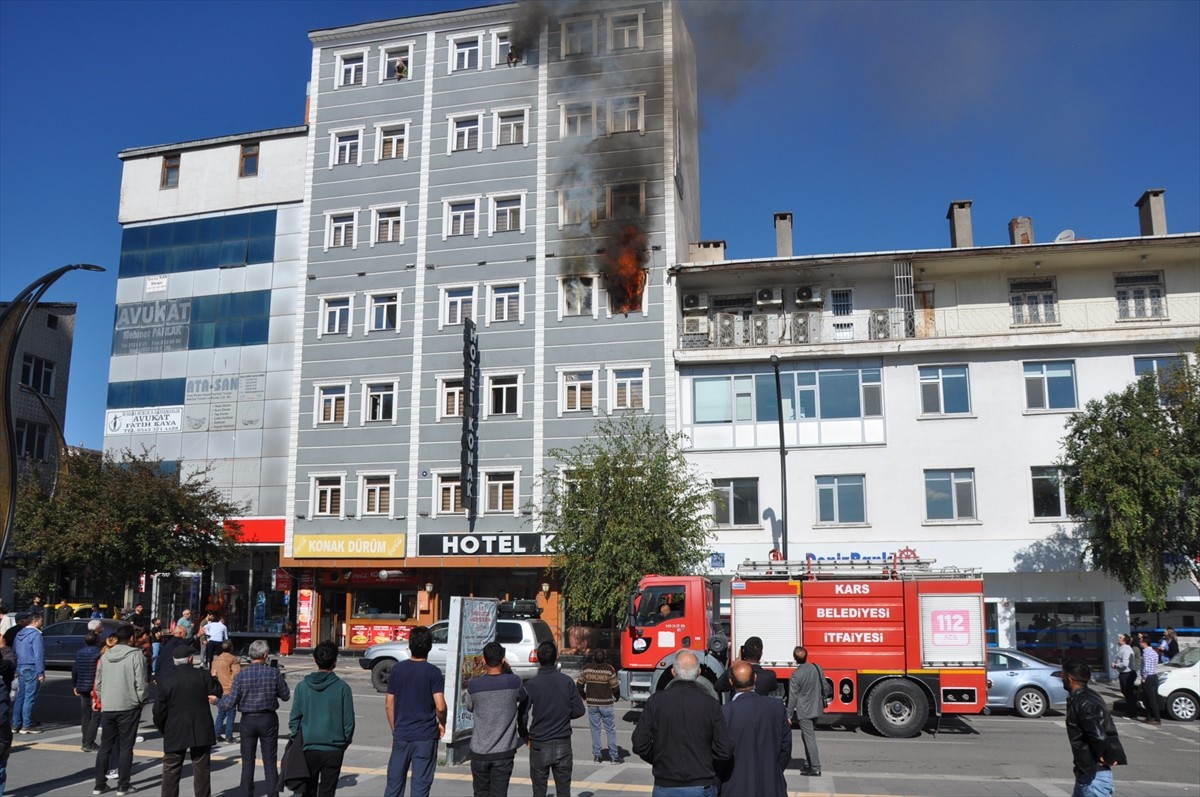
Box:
[1013,686,1048,719]
[371,659,396,693]
[867,679,928,738]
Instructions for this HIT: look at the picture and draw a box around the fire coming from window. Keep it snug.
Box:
[604,224,648,316]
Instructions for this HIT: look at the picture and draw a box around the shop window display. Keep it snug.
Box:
[1014,601,1103,669]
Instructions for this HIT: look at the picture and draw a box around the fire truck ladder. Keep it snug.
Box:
[736,555,981,581]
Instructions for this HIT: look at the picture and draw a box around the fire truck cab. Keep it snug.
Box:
[619,556,988,738]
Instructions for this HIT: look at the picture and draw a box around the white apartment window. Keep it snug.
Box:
[562,17,596,56]
[320,296,352,336]
[559,186,595,227]
[336,51,366,87]
[451,115,482,152]
[1115,272,1166,319]
[443,287,474,326]
[712,478,759,526]
[561,369,596,414]
[381,45,411,81]
[19,354,55,396]
[1010,277,1058,325]
[368,293,398,332]
[438,474,465,514]
[331,129,362,167]
[924,469,976,521]
[608,12,643,50]
[373,206,405,245]
[315,384,348,425]
[496,110,526,146]
[492,196,523,233]
[330,214,355,248]
[493,30,514,67]
[364,381,397,423]
[490,284,521,323]
[447,200,478,237]
[561,276,596,317]
[605,182,645,220]
[562,102,596,138]
[440,377,464,419]
[918,364,971,415]
[313,475,344,517]
[607,95,644,134]
[610,366,647,412]
[361,474,393,517]
[377,124,408,160]
[451,35,481,72]
[1024,361,1077,410]
[1031,466,1073,519]
[488,374,521,416]
[484,471,517,514]
[816,475,866,524]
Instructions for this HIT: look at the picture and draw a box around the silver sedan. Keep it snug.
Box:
[987,648,1070,718]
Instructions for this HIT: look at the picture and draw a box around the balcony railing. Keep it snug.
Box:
[678,297,1200,350]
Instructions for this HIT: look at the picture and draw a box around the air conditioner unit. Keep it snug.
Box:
[714,313,737,347]
[750,314,776,346]
[795,286,824,305]
[755,287,783,307]
[682,292,709,312]
[869,309,892,340]
[789,312,809,344]
[682,316,709,336]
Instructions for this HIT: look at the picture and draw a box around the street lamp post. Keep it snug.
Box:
[0,263,105,565]
[769,355,789,560]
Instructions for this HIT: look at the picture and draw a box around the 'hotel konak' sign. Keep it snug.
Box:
[418,532,555,557]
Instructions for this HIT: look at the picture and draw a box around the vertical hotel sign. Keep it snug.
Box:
[461,319,480,527]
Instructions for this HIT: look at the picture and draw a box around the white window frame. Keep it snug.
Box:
[323,210,359,251]
[602,181,646,221]
[436,374,465,421]
[442,196,481,239]
[365,290,400,334]
[317,294,354,338]
[362,379,400,425]
[492,106,530,148]
[374,120,411,162]
[711,477,760,527]
[486,282,524,326]
[449,32,483,73]
[607,10,645,51]
[358,471,396,519]
[560,100,598,140]
[606,94,645,135]
[490,28,513,68]
[484,370,524,419]
[1030,466,1070,520]
[370,203,406,246]
[309,472,347,519]
[923,468,978,522]
[448,112,484,154]
[1023,360,1077,412]
[561,16,598,57]
[377,42,415,82]
[434,470,466,517]
[607,363,650,414]
[312,381,351,427]
[815,474,868,525]
[439,283,476,330]
[328,126,365,168]
[557,185,598,228]
[481,468,521,516]
[489,192,526,235]
[557,366,599,416]
[559,275,598,319]
[918,363,972,416]
[335,48,368,88]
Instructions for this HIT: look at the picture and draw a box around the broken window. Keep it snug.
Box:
[608,183,644,220]
[562,276,595,316]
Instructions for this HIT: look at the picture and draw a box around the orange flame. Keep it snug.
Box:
[605,225,648,316]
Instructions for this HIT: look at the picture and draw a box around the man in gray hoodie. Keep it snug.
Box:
[93,625,149,796]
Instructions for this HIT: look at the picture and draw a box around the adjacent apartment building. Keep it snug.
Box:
[674,192,1199,669]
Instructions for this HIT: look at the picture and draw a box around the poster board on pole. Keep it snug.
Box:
[444,596,498,745]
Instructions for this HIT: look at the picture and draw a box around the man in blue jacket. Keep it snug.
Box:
[72,632,104,751]
[518,641,584,797]
[12,613,45,733]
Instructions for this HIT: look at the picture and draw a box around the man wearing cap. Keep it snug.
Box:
[154,640,221,797]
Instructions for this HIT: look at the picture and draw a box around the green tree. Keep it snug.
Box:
[1058,353,1200,610]
[531,413,714,623]
[13,448,245,602]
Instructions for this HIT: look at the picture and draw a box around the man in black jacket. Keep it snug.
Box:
[153,642,222,797]
[1062,657,1126,797]
[518,641,584,797]
[713,636,777,697]
[632,649,733,796]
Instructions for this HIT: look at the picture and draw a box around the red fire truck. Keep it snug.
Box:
[618,555,987,737]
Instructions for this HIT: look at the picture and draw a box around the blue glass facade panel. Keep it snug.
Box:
[107,378,187,409]
[118,210,276,278]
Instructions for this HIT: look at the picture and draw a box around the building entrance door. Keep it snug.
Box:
[320,590,347,646]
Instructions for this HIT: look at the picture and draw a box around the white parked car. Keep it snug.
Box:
[1157,645,1199,722]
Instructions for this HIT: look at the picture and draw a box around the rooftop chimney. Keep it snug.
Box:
[687,240,726,262]
[1136,189,1167,236]
[774,212,793,258]
[1008,216,1035,245]
[946,201,973,248]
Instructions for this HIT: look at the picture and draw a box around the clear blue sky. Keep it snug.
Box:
[2,0,1197,450]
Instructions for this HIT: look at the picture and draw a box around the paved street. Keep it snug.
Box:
[6,657,1198,797]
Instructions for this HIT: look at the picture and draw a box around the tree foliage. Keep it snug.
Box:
[1058,352,1200,609]
[532,413,714,623]
[13,448,245,602]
